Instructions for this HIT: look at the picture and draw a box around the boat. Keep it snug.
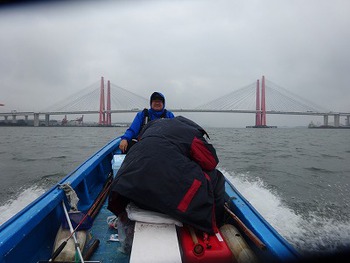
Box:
[0,136,300,263]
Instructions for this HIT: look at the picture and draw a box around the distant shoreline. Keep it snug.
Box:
[308,126,350,129]
[0,122,129,128]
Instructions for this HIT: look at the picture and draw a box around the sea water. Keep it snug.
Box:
[0,126,349,256]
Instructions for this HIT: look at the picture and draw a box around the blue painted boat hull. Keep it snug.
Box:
[0,137,299,263]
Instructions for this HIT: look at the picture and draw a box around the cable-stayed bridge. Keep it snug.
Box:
[1,76,349,127]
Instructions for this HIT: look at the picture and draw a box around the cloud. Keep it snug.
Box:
[0,0,349,126]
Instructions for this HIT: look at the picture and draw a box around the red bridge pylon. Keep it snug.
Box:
[99,76,112,126]
[249,76,277,128]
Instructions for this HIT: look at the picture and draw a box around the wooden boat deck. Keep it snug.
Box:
[89,200,130,263]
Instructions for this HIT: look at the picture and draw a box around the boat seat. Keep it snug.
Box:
[126,203,182,263]
[130,222,182,263]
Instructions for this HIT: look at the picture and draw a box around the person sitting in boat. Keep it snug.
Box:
[119,91,175,153]
[109,116,225,234]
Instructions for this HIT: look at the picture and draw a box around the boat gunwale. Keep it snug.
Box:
[0,137,121,257]
[225,178,300,261]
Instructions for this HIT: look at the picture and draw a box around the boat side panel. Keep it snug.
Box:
[74,155,113,212]
[3,208,61,263]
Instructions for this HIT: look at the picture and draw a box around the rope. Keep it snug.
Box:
[58,183,79,211]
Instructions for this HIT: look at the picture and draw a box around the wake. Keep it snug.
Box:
[0,186,45,226]
[223,169,350,254]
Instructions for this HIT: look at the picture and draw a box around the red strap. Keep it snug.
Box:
[177,179,202,212]
[203,172,211,181]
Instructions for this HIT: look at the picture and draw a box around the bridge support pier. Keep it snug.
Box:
[45,114,50,126]
[25,115,28,124]
[34,113,39,127]
[346,116,350,126]
[4,116,8,123]
[323,115,328,126]
[334,114,340,127]
[11,115,17,124]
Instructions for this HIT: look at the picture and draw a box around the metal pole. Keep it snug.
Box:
[61,201,85,263]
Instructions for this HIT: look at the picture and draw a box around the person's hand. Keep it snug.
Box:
[119,139,128,153]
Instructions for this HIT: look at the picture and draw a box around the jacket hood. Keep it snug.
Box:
[150,92,165,107]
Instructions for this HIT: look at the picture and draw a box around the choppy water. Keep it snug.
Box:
[0,126,349,256]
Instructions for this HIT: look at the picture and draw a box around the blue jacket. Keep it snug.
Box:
[121,108,175,141]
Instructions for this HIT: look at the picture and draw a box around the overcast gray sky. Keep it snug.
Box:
[1,0,349,127]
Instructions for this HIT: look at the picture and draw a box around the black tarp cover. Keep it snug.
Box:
[108,116,224,234]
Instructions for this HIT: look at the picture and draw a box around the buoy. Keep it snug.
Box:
[220,224,259,263]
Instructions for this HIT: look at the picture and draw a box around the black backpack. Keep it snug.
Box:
[141,108,168,129]
[126,108,169,152]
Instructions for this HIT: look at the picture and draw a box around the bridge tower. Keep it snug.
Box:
[98,76,112,126]
[106,80,111,126]
[99,77,106,125]
[261,75,267,126]
[255,79,261,126]
[251,75,276,128]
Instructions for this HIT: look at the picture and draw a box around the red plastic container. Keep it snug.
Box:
[178,226,233,263]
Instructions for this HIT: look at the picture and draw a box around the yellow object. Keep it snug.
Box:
[52,226,87,262]
[220,224,258,263]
